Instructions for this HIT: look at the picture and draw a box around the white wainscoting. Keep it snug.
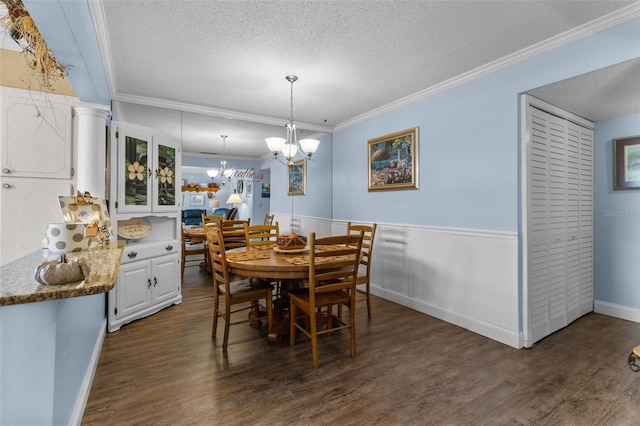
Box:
[275,214,334,239]
[275,215,521,348]
[370,223,520,348]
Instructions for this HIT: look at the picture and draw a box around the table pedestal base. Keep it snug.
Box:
[265,279,305,344]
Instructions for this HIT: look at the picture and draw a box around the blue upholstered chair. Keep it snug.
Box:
[182,209,206,227]
[213,208,230,219]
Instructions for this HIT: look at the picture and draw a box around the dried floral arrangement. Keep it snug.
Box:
[1,0,66,88]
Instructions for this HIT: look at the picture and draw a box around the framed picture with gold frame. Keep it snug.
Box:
[613,135,640,190]
[368,127,418,191]
[288,159,306,195]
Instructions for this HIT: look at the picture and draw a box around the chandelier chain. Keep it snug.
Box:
[289,78,294,124]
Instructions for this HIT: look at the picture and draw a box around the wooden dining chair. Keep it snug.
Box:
[181,224,207,280]
[202,214,224,226]
[207,227,274,351]
[346,222,377,318]
[264,213,275,225]
[219,219,250,249]
[245,222,281,295]
[289,232,363,367]
[244,222,279,248]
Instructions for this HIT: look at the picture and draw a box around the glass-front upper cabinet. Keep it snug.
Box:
[153,135,180,211]
[114,123,181,213]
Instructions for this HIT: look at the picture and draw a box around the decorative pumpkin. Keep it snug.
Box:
[34,254,90,285]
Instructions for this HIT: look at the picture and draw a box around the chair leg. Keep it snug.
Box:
[290,300,297,346]
[350,298,357,358]
[327,304,334,334]
[212,289,219,338]
[266,292,273,333]
[310,304,319,368]
[223,302,231,350]
[365,281,372,318]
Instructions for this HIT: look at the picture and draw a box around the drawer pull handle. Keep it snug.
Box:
[166,244,173,251]
[148,278,152,288]
[2,183,10,189]
[127,251,137,258]
[2,168,10,174]
[154,276,158,287]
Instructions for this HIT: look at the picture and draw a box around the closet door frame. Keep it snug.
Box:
[520,94,594,348]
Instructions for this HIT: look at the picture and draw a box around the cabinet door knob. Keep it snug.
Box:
[148,278,152,288]
[153,276,158,287]
[166,244,173,251]
[2,168,10,174]
[2,183,10,189]
[127,251,138,258]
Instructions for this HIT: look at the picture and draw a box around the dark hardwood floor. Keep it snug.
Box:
[83,268,640,425]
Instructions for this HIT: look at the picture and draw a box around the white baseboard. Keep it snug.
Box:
[594,300,640,323]
[373,286,522,349]
[70,319,106,426]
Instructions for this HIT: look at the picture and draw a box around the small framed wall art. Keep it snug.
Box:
[368,127,418,191]
[288,159,306,195]
[613,135,640,190]
[262,183,270,198]
[190,194,205,206]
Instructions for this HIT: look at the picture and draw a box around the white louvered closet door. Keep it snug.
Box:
[523,97,594,347]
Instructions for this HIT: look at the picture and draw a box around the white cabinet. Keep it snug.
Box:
[108,121,182,332]
[113,122,180,214]
[109,248,180,331]
[1,92,74,179]
[0,88,78,264]
[117,260,152,318]
[0,178,74,264]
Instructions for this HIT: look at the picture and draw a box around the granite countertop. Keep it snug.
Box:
[0,240,125,306]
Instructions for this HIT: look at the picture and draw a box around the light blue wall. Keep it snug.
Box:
[594,114,640,308]
[332,17,640,232]
[0,294,104,425]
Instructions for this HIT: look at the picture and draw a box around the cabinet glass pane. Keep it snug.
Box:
[156,143,176,206]
[124,136,148,206]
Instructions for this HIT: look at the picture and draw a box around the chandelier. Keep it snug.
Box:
[207,135,233,185]
[265,75,320,165]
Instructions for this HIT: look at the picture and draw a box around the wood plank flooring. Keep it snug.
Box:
[83,268,640,425]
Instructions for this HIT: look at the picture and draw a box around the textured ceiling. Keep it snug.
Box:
[528,57,640,121]
[8,1,640,158]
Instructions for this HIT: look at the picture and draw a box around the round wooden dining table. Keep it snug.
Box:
[225,245,310,344]
[226,246,313,279]
[225,244,351,344]
[184,226,208,244]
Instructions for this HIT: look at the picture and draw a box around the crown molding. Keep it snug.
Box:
[111,92,334,134]
[334,3,640,132]
[88,0,116,99]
